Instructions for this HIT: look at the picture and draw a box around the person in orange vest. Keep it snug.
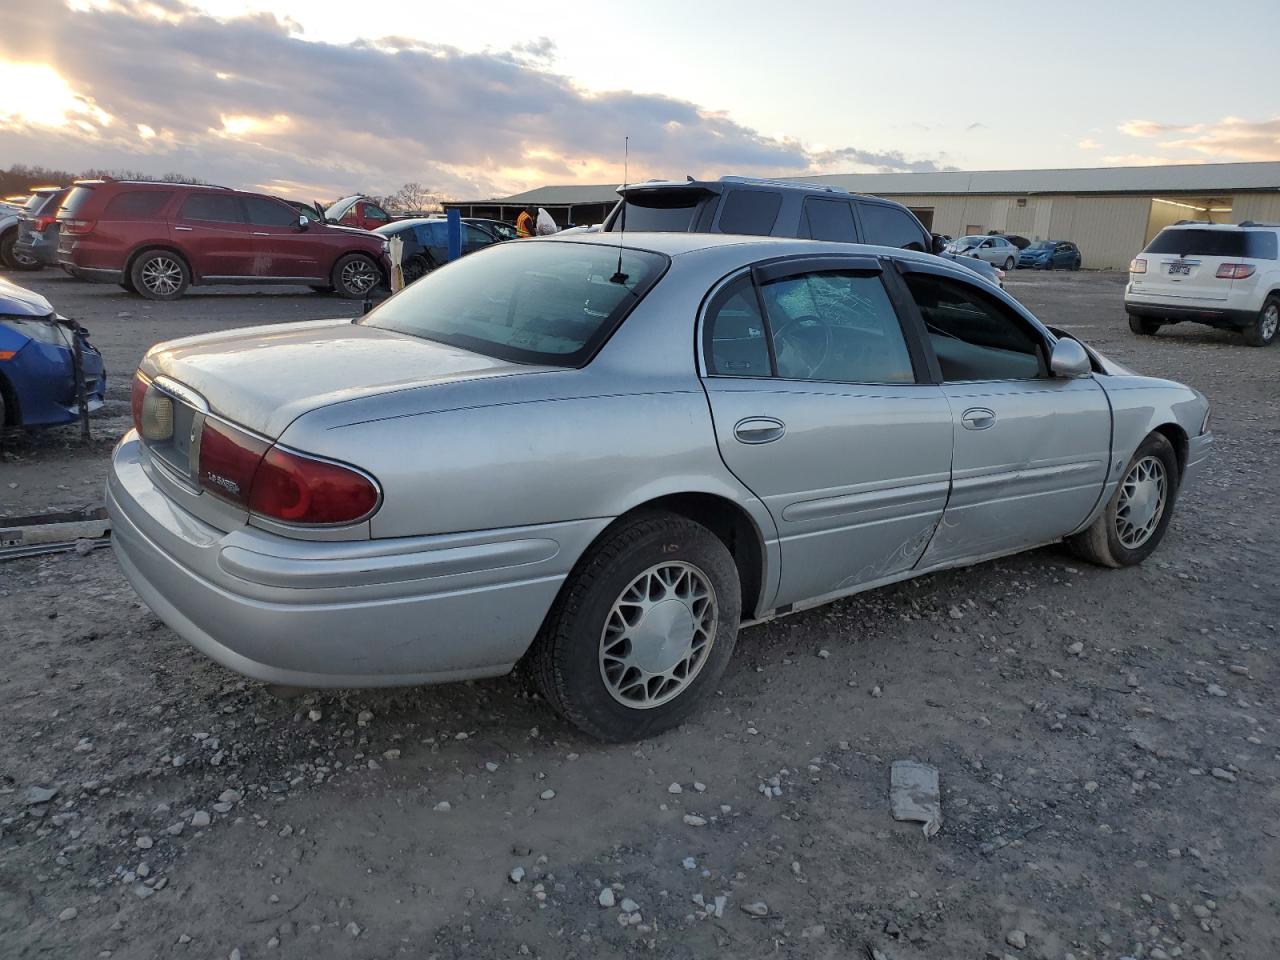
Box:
[515,205,535,238]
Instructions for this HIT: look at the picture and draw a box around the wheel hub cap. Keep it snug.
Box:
[1115,455,1167,548]
[1263,305,1278,340]
[599,561,717,709]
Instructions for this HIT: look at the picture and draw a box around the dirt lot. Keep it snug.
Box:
[1,269,1277,960]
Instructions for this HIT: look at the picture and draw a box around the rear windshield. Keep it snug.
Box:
[605,191,704,232]
[58,185,96,218]
[23,192,56,212]
[1144,228,1278,260]
[361,240,668,366]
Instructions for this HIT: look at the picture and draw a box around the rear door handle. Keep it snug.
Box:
[961,407,996,430]
[252,232,270,237]
[733,417,786,444]
[173,226,193,232]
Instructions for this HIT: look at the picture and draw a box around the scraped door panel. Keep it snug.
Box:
[704,380,954,608]
[919,377,1111,567]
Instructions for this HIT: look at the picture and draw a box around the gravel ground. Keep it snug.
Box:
[1,268,1277,960]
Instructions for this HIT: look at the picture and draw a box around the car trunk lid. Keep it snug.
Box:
[143,318,548,438]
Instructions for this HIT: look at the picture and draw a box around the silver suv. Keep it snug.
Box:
[1125,222,1280,347]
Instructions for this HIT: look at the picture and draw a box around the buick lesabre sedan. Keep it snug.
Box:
[108,234,1212,741]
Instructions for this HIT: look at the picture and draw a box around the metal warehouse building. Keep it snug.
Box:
[445,160,1280,270]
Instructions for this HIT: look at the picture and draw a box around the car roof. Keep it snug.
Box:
[539,230,953,265]
[1162,221,1277,231]
[619,176,903,206]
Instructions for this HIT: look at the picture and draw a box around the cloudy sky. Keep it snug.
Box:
[1,0,1279,201]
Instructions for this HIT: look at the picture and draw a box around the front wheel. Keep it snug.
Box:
[403,255,430,285]
[1067,432,1179,568]
[1,230,40,271]
[1003,256,1015,270]
[130,250,189,300]
[1242,296,1279,347]
[529,512,742,742]
[332,253,381,299]
[1128,314,1161,336]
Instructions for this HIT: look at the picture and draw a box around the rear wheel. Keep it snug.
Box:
[1071,257,1081,271]
[1003,256,1015,270]
[529,512,741,742]
[403,255,430,285]
[332,253,380,299]
[130,250,189,300]
[1128,314,1161,336]
[1,229,40,271]
[1068,432,1179,568]
[1242,295,1279,347]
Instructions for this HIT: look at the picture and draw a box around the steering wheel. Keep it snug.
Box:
[772,313,831,379]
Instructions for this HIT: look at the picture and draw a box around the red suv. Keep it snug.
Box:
[57,181,388,301]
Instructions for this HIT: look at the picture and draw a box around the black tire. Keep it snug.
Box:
[130,249,189,300]
[1242,295,1279,347]
[403,255,430,285]
[331,253,381,299]
[529,512,742,742]
[1067,432,1179,569]
[1071,257,1081,271]
[1,229,40,271]
[1128,314,1161,336]
[119,274,137,294]
[1003,256,1015,270]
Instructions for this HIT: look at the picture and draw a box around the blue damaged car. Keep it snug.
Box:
[0,276,105,430]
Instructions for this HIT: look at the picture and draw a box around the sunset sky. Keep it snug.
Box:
[2,0,1279,201]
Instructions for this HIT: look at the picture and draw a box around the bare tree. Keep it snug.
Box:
[390,182,442,214]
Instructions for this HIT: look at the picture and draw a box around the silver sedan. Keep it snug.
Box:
[108,234,1212,741]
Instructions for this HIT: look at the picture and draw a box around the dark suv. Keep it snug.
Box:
[602,176,1004,286]
[57,180,388,301]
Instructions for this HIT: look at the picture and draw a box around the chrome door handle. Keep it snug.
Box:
[733,417,786,444]
[961,407,996,430]
[173,226,193,232]
[252,232,270,236]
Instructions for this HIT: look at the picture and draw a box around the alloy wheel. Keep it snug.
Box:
[141,256,183,296]
[341,258,378,294]
[1262,303,1279,342]
[1115,455,1167,549]
[598,561,718,709]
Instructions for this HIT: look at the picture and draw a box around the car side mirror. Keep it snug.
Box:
[1049,337,1091,378]
[931,234,948,255]
[297,215,310,231]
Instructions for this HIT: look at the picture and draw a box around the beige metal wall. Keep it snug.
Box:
[878,191,1280,270]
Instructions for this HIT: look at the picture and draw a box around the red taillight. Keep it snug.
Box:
[1216,263,1256,280]
[197,419,270,509]
[130,372,149,434]
[1129,258,1147,274]
[248,447,380,525]
[33,215,55,231]
[61,218,94,235]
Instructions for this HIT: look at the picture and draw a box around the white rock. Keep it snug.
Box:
[539,789,556,800]
[135,836,154,850]
[1067,641,1084,656]
[345,921,361,938]
[485,762,500,772]
[191,811,211,828]
[1006,929,1028,949]
[1206,684,1228,697]
[307,709,322,722]
[693,781,706,792]
[817,649,830,659]
[434,801,452,812]
[620,897,640,914]
[598,888,615,908]
[1211,767,1237,783]
[509,866,526,883]
[741,901,768,917]
[668,783,683,794]
[681,856,697,870]
[58,907,78,922]
[682,814,707,827]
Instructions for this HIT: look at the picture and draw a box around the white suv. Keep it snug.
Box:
[1125,222,1280,347]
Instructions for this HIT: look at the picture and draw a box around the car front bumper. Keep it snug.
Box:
[107,432,609,688]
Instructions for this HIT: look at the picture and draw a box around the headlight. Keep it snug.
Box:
[0,316,71,349]
[1201,406,1211,435]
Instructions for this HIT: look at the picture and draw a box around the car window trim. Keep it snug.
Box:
[893,260,1059,384]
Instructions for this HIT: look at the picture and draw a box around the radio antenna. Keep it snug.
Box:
[610,136,629,285]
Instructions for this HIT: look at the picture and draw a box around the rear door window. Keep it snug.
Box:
[800,198,857,242]
[1144,228,1278,259]
[179,194,245,223]
[717,190,782,235]
[103,190,173,218]
[858,203,928,251]
[704,276,772,377]
[760,271,916,383]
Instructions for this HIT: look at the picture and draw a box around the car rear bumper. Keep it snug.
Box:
[1124,298,1256,329]
[60,263,124,284]
[106,432,609,687]
[15,233,59,266]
